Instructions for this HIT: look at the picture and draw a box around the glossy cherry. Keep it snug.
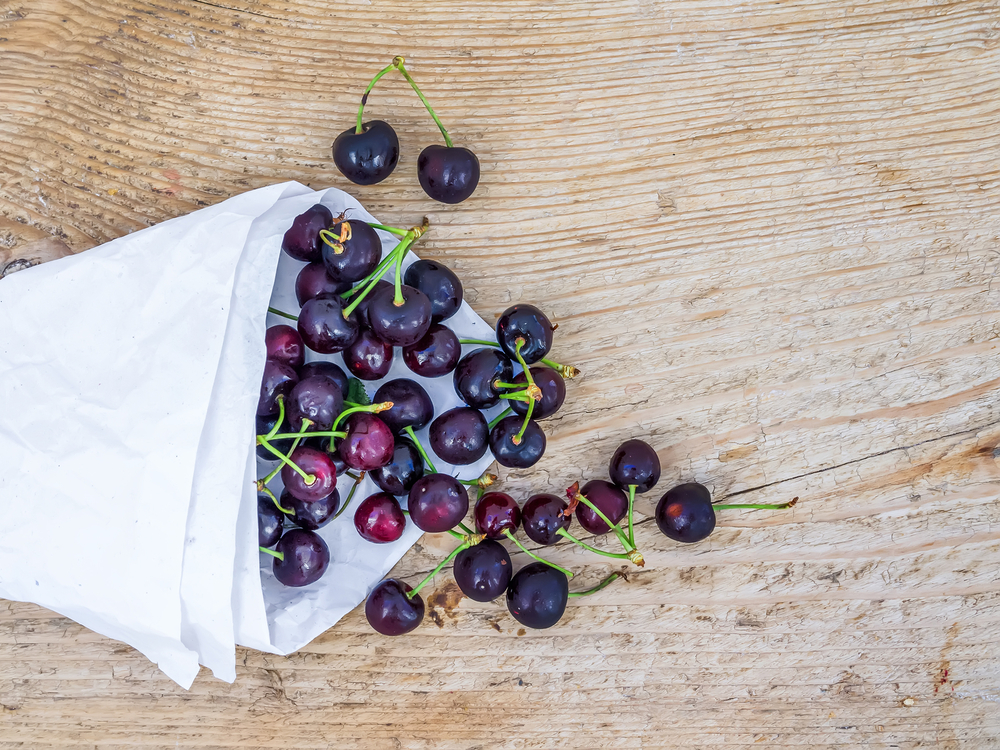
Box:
[488,416,546,469]
[509,367,566,420]
[370,438,424,496]
[258,359,298,416]
[521,493,571,545]
[322,220,383,284]
[403,259,463,322]
[365,578,424,636]
[281,447,338,502]
[373,379,434,434]
[575,479,628,535]
[297,295,359,354]
[417,145,480,204]
[272,529,330,587]
[429,406,489,465]
[453,347,512,409]
[298,361,349,400]
[339,412,395,471]
[402,323,461,378]
[454,540,511,602]
[655,482,716,543]
[265,325,306,370]
[368,284,432,347]
[333,120,400,186]
[282,204,333,263]
[496,304,554,365]
[287,375,344,432]
[282,488,339,531]
[609,439,661,493]
[407,473,469,533]
[343,328,393,381]
[257,495,284,548]
[295,262,351,307]
[354,492,406,543]
[505,561,568,630]
[354,279,392,330]
[474,492,521,539]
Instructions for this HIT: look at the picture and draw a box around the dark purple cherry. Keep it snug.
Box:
[576,479,627,535]
[297,295,359,354]
[474,492,521,539]
[365,578,424,636]
[281,447,338,502]
[354,492,406,543]
[287,375,344,432]
[496,304,554,365]
[373,379,434,434]
[417,144,480,204]
[505,561,568,630]
[258,359,298,417]
[453,347,512,409]
[655,482,716,543]
[295,262,351,307]
[402,323,461,378]
[368,284,432,347]
[403,259,463,322]
[322,220,383,284]
[255,414,294,460]
[488,416,546,469]
[298,360,349,400]
[333,120,400,186]
[429,406,489,465]
[354,279,392,330]
[301,434,348,476]
[339,412,395,471]
[282,488,339,531]
[282,204,333,263]
[454,540,511,602]
[265,325,306,370]
[509,367,566,420]
[609,439,661,493]
[343,328,393,381]
[257,495,284,548]
[272,529,330,587]
[370,438,424,496]
[521,493,571,545]
[407,473,469,533]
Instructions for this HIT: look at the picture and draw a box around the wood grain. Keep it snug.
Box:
[2,0,1000,746]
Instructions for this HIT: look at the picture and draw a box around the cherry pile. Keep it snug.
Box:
[255,204,579,589]
[333,57,480,204]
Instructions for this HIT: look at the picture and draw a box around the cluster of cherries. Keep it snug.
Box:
[333,57,480,204]
[255,203,578,588]
[366,439,796,634]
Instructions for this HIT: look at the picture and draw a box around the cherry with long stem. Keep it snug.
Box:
[260,547,284,560]
[458,338,579,379]
[626,485,636,547]
[354,61,399,134]
[406,542,469,600]
[556,528,633,561]
[257,418,316,487]
[502,529,574,578]
[488,407,514,431]
[393,57,453,148]
[340,221,429,317]
[268,307,298,322]
[330,472,366,522]
[259,485,293,515]
[568,571,623,598]
[566,483,643,565]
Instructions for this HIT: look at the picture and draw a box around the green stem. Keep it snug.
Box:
[268,307,298,322]
[457,521,474,535]
[403,425,437,474]
[356,62,397,133]
[257,439,312,484]
[266,396,286,440]
[260,547,284,560]
[495,382,528,390]
[445,528,465,541]
[556,528,633,560]
[393,241,405,305]
[488,407,514,431]
[342,229,423,317]
[511,339,536,445]
[627,485,636,547]
[264,430,347,442]
[341,246,399,300]
[572,491,634,553]
[332,404,390,433]
[407,542,468,599]
[368,222,409,237]
[458,338,498,348]
[457,339,579,379]
[568,572,622,598]
[331,472,365,522]
[502,529,574,578]
[259,485,293,515]
[713,501,798,510]
[394,58,453,148]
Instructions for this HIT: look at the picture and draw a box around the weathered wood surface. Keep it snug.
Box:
[3,0,1000,746]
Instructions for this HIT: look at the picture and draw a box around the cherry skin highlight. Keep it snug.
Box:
[521,493,571,545]
[258,359,298,417]
[333,120,400,186]
[609,439,661,494]
[474,492,521,539]
[343,328,394,381]
[402,323,461,378]
[322,220,382,284]
[354,492,406,543]
[295,263,351,307]
[575,479,628,535]
[489,415,546,469]
[429,406,489,465]
[272,529,330,587]
[454,540,512,602]
[403,259,463,322]
[257,495,284,548]
[282,204,333,263]
[655,482,716,543]
[509,367,566,420]
[373,379,434,435]
[365,578,424,636]
[287,375,344,432]
[407,473,469,533]
[339,412,395,471]
[298,361,349,400]
[368,284,432,347]
[282,488,339,531]
[496,304,554,365]
[370,438,424,496]
[297,295,359,355]
[453,347,512,409]
[281,447,338,502]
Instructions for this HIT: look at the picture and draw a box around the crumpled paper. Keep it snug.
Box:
[0,182,502,687]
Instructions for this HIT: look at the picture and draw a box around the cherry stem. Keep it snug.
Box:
[511,339,537,445]
[263,429,347,442]
[456,339,580,380]
[488,407,514,431]
[331,471,366,522]
[267,396,286,440]
[341,223,426,316]
[268,306,298,322]
[459,472,497,488]
[571,490,635,553]
[568,571,623,598]
[556,528,633,560]
[331,403,392,433]
[403,425,437,474]
[257,438,313,484]
[458,338,499,347]
[713,500,798,510]
[393,57,453,148]
[318,222,353,255]
[627,485,637,547]
[407,542,468,599]
[259,547,284,561]
[355,61,397,134]
[259,485,293,515]
[502,529,574,578]
[368,222,409,237]
[457,521,474,535]
[393,241,405,306]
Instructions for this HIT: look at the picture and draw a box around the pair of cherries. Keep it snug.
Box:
[332,57,480,204]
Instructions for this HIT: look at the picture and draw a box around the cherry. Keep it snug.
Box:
[365,578,424,636]
[258,359,298,416]
[575,480,627,535]
[454,540,511,602]
[298,361,349,400]
[282,488,339,531]
[474,492,521,539]
[287,375,344,432]
[343,328,393,381]
[407,473,469,533]
[281,447,338,502]
[368,283,432,347]
[297,295,359,354]
[488,416,546,469]
[354,279,392,330]
[265,325,306,371]
[332,120,400,186]
[403,260,463,322]
[453,347,512,409]
[505,561,568,630]
[257,495,284,548]
[370,438,424,496]
[402,323,461,378]
[373,379,434,434]
[255,414,294,460]
[417,145,480,204]
[429,406,489,465]
[295,262,351,307]
[272,529,330,587]
[282,204,333,263]
[322,220,383,284]
[354,492,406,543]
[496,304,554,365]
[655,482,716,543]
[521,493,571,545]
[609,439,661,494]
[339,412,395,471]
[509,367,566,420]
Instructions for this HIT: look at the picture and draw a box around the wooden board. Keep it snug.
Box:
[2,0,1000,746]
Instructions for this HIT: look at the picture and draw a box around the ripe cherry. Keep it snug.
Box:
[287,375,344,431]
[370,438,424,496]
[265,325,306,370]
[282,488,339,531]
[453,347,512,409]
[474,492,521,539]
[509,367,566,420]
[417,145,480,204]
[454,540,511,602]
[429,406,489,465]
[609,439,661,494]
[506,562,568,630]
[407,473,469,533]
[373,379,434,434]
[332,120,399,185]
[403,259,463,322]
[339,412,395,471]
[257,495,284,548]
[521,493,571,545]
[281,447,338,502]
[488,416,546,469]
[354,279,392,330]
[368,284,432,347]
[297,295,359,354]
[655,482,716,543]
[402,323,461,378]
[354,492,407,543]
[295,263,351,307]
[343,328,393,381]
[258,359,298,416]
[272,529,330,587]
[298,361,349,400]
[282,204,333,263]
[366,578,424,636]
[496,304,554,365]
[575,480,627,535]
[322,220,383,284]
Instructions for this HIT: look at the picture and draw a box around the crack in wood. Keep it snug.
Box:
[187,0,282,21]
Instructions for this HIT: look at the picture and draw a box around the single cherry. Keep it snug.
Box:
[272,529,330,587]
[339,412,395,471]
[609,439,661,493]
[333,120,400,186]
[575,479,628,535]
[354,492,407,543]
[281,447,338,502]
[297,295,359,354]
[655,482,716,543]
[454,540,512,602]
[496,304,554,365]
[453,347,512,409]
[282,488,339,531]
[521,493,571,545]
[298,360,349,400]
[474,492,521,539]
[373,379,434,434]
[370,438,424,496]
[402,323,461,378]
[403,259,463,322]
[258,359,298,416]
[354,279,392,330]
[322,220,383,284]
[407,473,469,533]
[287,375,344,431]
[295,263,351,307]
[257,495,284,548]
[365,578,424,636]
[343,328,393,381]
[255,414,294,460]
[265,325,306,370]
[488,416,546,469]
[282,204,333,263]
[429,406,489,465]
[417,144,480,204]
[509,367,566,420]
[368,284,433,347]
[506,561,568,630]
